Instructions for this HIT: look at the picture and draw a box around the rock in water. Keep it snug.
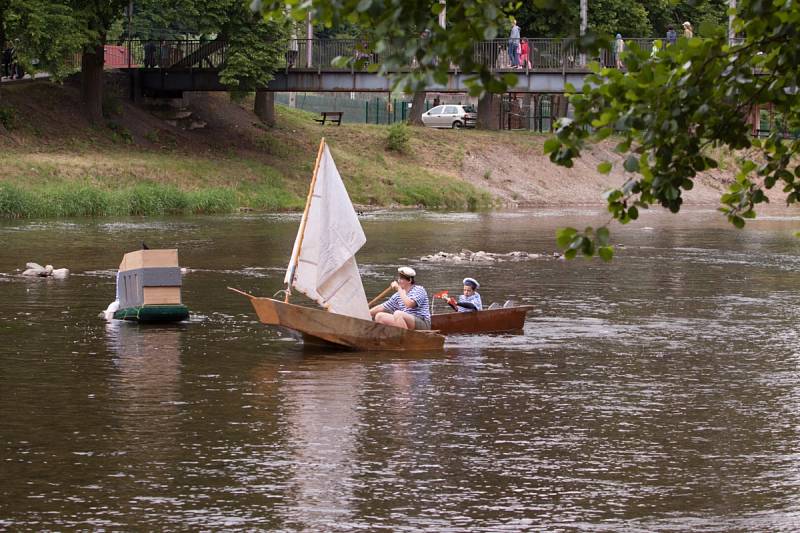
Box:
[51,268,69,279]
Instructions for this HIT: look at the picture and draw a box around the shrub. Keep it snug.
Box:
[107,121,133,144]
[386,123,410,153]
[0,106,17,130]
[102,95,122,117]
[46,185,109,217]
[187,188,237,214]
[111,183,188,215]
[0,184,33,217]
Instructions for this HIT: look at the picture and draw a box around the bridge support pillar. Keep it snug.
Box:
[254,91,275,126]
[477,92,500,130]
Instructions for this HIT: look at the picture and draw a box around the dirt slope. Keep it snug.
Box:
[0,79,733,208]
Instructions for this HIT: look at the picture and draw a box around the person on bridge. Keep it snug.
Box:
[370,266,431,330]
[665,25,677,46]
[2,42,12,79]
[508,18,520,69]
[519,38,532,69]
[614,34,625,69]
[683,21,693,39]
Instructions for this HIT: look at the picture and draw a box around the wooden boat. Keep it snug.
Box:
[431,305,534,335]
[238,293,443,351]
[232,138,445,352]
[110,248,189,323]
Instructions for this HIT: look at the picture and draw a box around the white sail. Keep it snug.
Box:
[284,143,371,320]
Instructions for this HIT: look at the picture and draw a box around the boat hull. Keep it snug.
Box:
[249,297,444,351]
[431,306,534,334]
[114,304,190,323]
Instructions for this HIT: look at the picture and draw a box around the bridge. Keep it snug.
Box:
[116,38,649,97]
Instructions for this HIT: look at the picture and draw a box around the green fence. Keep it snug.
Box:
[275,93,420,124]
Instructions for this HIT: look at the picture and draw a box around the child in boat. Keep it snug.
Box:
[370,266,432,330]
[440,277,483,312]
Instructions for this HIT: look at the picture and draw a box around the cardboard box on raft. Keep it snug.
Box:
[119,249,179,272]
[143,286,182,305]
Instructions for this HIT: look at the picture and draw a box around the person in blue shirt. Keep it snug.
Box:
[440,277,483,312]
[370,266,431,330]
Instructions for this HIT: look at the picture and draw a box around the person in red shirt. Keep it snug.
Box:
[519,38,532,70]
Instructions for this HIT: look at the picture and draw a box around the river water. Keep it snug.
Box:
[1,208,799,531]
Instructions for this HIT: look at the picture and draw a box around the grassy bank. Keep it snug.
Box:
[0,182,301,218]
[0,82,495,218]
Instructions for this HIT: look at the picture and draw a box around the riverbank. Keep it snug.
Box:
[0,80,731,218]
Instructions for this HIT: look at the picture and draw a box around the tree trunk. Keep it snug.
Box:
[254,91,275,126]
[81,41,105,124]
[408,91,426,125]
[477,92,499,130]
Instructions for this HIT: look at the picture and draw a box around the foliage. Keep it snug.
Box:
[253,0,728,96]
[386,122,410,153]
[516,0,652,39]
[1,0,86,80]
[254,0,513,96]
[0,105,16,129]
[543,0,800,259]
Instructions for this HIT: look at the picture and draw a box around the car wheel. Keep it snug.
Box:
[452,120,463,129]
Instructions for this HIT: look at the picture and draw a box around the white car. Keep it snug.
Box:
[421,104,477,129]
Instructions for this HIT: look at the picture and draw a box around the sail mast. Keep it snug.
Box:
[285,137,327,302]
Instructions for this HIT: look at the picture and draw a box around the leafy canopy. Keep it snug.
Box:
[256,0,798,260]
[545,0,800,258]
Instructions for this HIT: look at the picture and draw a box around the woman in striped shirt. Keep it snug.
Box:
[370,266,431,330]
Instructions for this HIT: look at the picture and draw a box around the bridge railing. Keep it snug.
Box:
[94,37,679,72]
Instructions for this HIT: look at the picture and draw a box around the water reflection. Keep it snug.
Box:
[106,322,183,428]
[277,355,365,530]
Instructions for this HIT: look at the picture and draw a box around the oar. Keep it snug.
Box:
[368,284,394,306]
[227,287,255,299]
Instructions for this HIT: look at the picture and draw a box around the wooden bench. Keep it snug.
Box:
[314,111,343,126]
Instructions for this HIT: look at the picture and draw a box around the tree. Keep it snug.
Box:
[256,0,798,259]
[0,0,85,81]
[544,0,800,259]
[120,0,288,99]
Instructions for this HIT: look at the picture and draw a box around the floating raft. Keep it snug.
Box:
[113,249,189,323]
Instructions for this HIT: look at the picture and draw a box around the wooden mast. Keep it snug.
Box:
[285,137,327,303]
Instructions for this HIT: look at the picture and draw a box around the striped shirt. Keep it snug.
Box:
[457,292,483,312]
[382,284,431,322]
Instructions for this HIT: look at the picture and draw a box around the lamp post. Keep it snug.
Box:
[579,0,587,66]
[306,12,313,68]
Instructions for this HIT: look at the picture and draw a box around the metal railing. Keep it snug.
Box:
[69,36,716,73]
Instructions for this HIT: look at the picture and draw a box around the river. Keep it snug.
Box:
[1,208,799,531]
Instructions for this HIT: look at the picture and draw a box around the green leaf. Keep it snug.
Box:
[596,227,610,246]
[543,138,561,155]
[597,161,612,174]
[598,246,614,262]
[623,155,640,173]
[556,227,578,248]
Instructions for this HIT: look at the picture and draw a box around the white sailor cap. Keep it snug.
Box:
[397,266,416,278]
[463,277,479,289]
